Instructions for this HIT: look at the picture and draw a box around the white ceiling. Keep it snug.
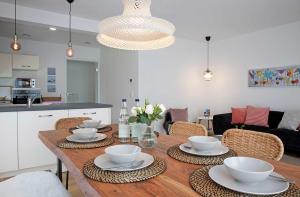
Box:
[0,0,300,43]
[0,19,99,47]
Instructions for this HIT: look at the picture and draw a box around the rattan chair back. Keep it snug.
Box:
[222,129,284,161]
[169,121,208,137]
[55,117,91,130]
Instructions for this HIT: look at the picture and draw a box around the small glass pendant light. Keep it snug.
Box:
[66,42,73,57]
[203,36,213,81]
[10,0,21,51]
[66,0,74,57]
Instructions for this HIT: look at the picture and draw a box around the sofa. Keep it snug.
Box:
[213,111,300,155]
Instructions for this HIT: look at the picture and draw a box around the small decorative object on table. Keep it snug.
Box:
[129,99,166,148]
[204,108,211,117]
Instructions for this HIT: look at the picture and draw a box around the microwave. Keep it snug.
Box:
[15,78,36,88]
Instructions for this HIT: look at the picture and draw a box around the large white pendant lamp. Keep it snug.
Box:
[203,36,213,81]
[66,0,74,57]
[97,0,175,50]
[10,0,21,51]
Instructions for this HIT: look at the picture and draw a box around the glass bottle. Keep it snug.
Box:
[131,98,141,143]
[135,98,140,107]
[118,99,130,143]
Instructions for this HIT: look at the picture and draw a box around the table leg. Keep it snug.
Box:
[57,158,62,182]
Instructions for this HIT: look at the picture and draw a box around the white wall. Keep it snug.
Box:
[100,45,139,123]
[139,37,209,125]
[0,36,100,102]
[138,21,300,130]
[209,21,300,114]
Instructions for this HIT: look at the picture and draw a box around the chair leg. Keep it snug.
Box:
[66,171,69,190]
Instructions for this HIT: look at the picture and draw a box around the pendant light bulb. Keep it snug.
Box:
[203,69,213,81]
[66,43,73,57]
[11,35,21,51]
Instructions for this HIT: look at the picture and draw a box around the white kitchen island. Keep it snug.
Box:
[0,103,112,178]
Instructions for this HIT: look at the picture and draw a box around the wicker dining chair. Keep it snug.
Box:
[222,129,284,161]
[55,117,91,189]
[55,117,91,130]
[169,121,208,137]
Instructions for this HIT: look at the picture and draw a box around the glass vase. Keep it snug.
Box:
[138,124,157,148]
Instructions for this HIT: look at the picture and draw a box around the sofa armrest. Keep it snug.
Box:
[213,113,233,135]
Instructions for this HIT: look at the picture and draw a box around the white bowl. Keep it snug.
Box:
[188,136,219,150]
[105,145,141,164]
[82,120,101,128]
[72,128,97,140]
[224,157,274,183]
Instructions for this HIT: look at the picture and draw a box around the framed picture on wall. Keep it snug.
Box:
[248,65,300,87]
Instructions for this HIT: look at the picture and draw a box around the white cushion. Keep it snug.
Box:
[278,111,300,131]
[0,171,70,197]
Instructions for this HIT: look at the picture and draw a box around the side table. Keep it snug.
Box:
[197,116,213,131]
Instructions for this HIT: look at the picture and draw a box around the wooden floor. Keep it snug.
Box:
[63,173,84,197]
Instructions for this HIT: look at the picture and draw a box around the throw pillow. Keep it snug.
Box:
[244,106,270,127]
[169,108,188,122]
[278,111,300,131]
[231,107,247,124]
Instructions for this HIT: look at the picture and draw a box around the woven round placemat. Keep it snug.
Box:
[190,166,300,197]
[83,157,167,184]
[167,144,236,165]
[57,136,114,149]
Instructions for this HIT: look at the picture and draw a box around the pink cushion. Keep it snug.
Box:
[169,108,188,122]
[245,106,270,127]
[231,107,247,124]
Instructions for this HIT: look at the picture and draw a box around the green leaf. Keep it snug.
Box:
[128,116,137,123]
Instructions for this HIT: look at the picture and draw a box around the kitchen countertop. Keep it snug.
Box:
[0,103,112,112]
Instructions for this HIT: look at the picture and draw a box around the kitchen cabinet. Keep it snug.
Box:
[18,110,68,169]
[0,112,18,173]
[0,53,12,77]
[12,54,39,70]
[68,108,111,124]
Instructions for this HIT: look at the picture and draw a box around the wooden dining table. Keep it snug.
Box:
[39,124,300,197]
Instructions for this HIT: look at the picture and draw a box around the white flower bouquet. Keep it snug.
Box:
[128,99,166,126]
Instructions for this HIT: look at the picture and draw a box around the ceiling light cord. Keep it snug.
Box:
[14,0,17,36]
[207,39,210,70]
[69,2,72,45]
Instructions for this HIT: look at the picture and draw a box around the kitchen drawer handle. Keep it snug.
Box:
[83,112,96,115]
[38,115,53,118]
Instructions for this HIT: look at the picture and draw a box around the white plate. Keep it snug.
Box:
[94,152,154,172]
[66,133,107,143]
[209,165,289,196]
[179,142,229,156]
[77,124,108,130]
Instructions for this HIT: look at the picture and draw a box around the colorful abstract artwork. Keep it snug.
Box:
[248,66,300,87]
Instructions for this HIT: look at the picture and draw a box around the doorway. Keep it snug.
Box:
[66,60,99,103]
